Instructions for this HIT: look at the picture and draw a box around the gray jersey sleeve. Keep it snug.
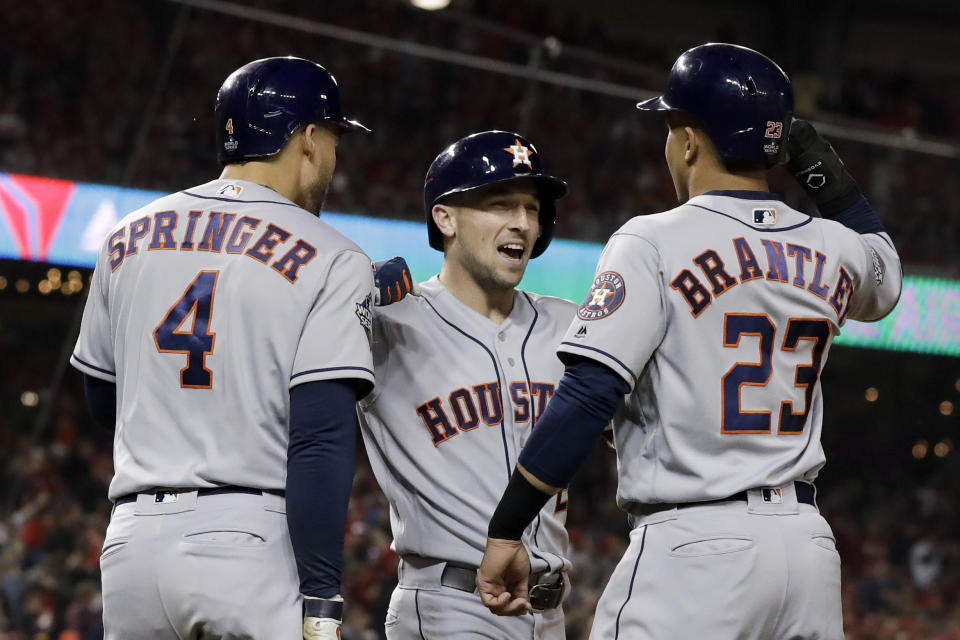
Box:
[841,231,902,322]
[71,240,117,383]
[558,229,666,389]
[290,249,375,389]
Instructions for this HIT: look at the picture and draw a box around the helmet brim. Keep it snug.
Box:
[636,96,673,112]
[434,173,567,206]
[337,118,371,133]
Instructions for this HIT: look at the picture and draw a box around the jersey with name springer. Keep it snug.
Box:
[71,179,375,500]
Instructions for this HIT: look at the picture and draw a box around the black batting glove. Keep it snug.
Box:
[786,119,862,218]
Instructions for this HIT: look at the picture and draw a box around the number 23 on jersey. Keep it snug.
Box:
[721,312,829,435]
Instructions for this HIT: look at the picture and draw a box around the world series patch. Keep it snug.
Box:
[578,271,625,320]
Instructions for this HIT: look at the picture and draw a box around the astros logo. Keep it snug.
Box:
[578,271,626,320]
[504,139,535,168]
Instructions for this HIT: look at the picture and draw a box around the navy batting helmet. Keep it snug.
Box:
[215,56,369,165]
[423,131,567,259]
[636,43,793,167]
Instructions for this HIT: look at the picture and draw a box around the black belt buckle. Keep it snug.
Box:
[528,575,563,611]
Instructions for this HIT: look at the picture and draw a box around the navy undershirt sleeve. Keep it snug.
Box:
[826,194,886,235]
[518,357,630,488]
[83,373,116,429]
[287,379,360,598]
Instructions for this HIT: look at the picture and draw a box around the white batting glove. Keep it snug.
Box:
[303,594,343,640]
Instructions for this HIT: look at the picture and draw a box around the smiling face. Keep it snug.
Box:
[434,179,542,291]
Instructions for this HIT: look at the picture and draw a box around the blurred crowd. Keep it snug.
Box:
[0,0,958,272]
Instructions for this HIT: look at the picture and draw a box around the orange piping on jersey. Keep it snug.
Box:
[152,270,219,390]
[529,381,556,422]
[448,388,481,431]
[125,216,151,256]
[720,313,775,434]
[510,381,531,423]
[776,317,830,435]
[760,239,790,283]
[807,251,831,299]
[147,211,178,251]
[179,210,203,251]
[670,269,712,317]
[786,243,813,289]
[246,223,292,264]
[732,237,764,283]
[829,266,854,317]
[225,216,262,254]
[693,248,738,296]
[108,228,126,271]
[197,212,237,253]
[473,382,503,426]
[271,239,318,284]
[415,397,458,446]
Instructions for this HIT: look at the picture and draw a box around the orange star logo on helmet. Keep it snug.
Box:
[504,139,535,168]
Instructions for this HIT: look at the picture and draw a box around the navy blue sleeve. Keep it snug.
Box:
[518,357,629,488]
[83,373,116,429]
[828,195,887,235]
[287,379,360,598]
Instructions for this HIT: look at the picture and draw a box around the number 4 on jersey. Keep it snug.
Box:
[153,270,219,389]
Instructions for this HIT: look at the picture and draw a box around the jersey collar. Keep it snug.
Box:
[703,189,779,200]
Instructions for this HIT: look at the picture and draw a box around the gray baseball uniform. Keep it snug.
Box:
[71,179,375,639]
[558,192,901,639]
[359,276,574,639]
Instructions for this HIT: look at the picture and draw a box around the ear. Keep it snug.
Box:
[432,204,457,240]
[300,123,319,160]
[683,126,699,164]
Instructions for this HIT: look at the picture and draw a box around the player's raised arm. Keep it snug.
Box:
[786,119,903,321]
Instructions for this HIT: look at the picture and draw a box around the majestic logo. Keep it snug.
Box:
[577,271,626,320]
[355,294,373,331]
[753,208,776,225]
[504,138,535,168]
[216,183,244,198]
[575,325,588,338]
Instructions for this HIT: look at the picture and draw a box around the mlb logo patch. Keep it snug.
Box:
[216,183,244,198]
[154,490,180,504]
[761,488,783,504]
[753,208,776,225]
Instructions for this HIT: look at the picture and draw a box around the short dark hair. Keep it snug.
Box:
[666,112,765,173]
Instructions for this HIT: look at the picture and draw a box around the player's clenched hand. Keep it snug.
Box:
[372,257,421,306]
[303,595,343,640]
[477,537,532,616]
[785,119,861,216]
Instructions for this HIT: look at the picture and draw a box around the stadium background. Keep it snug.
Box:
[0,0,958,638]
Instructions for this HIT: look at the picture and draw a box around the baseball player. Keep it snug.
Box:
[358,131,575,639]
[70,57,377,640]
[477,43,903,639]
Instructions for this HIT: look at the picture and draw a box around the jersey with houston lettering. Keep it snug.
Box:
[358,277,574,574]
[558,192,902,508]
[71,179,375,500]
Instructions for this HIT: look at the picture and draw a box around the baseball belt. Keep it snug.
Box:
[440,564,564,611]
[114,485,284,506]
[631,481,816,518]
